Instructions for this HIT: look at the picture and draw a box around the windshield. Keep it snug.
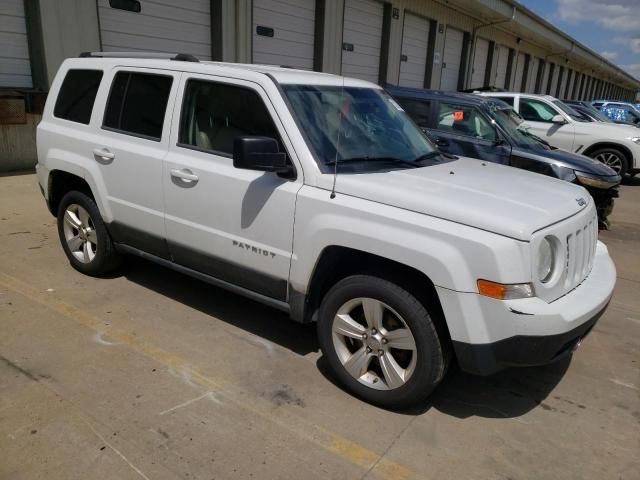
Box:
[488,106,541,149]
[552,100,588,122]
[282,85,439,171]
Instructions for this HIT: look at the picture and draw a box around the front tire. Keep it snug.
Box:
[317,275,447,409]
[589,147,629,176]
[57,191,121,276]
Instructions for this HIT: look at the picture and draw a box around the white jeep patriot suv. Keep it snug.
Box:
[36,53,616,408]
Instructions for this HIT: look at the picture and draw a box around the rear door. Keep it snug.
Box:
[162,74,301,301]
[398,12,431,88]
[91,67,180,257]
[428,101,511,164]
[517,96,575,150]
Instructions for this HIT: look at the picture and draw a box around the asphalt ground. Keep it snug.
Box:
[1,173,638,479]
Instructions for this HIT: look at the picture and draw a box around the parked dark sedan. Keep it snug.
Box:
[386,86,621,228]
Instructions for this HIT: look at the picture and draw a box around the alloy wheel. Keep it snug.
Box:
[62,204,98,263]
[331,297,417,390]
[595,152,623,173]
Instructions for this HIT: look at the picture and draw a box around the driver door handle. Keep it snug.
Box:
[93,148,115,162]
[170,168,199,183]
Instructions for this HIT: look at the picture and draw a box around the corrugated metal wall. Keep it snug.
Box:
[0,0,32,88]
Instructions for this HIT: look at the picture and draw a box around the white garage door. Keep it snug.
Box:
[253,0,315,69]
[549,65,559,95]
[525,57,540,93]
[341,0,384,83]
[398,13,430,88]
[565,70,574,99]
[440,26,464,91]
[0,0,32,88]
[494,45,509,89]
[512,52,526,91]
[469,37,489,89]
[557,68,567,97]
[98,0,211,59]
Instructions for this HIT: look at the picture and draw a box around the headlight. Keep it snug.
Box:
[631,137,640,144]
[538,237,555,283]
[575,172,618,189]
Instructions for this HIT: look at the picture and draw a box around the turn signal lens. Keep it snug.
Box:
[477,280,535,300]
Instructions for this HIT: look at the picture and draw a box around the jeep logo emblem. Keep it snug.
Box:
[576,197,586,207]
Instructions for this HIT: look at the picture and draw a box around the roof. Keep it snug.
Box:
[385,85,510,108]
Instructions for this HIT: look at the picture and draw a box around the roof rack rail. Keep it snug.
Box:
[79,52,199,62]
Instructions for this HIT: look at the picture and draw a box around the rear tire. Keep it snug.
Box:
[57,191,121,276]
[317,275,447,409]
[589,147,629,176]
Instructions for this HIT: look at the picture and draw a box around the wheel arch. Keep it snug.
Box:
[48,170,95,216]
[582,142,632,164]
[297,246,452,348]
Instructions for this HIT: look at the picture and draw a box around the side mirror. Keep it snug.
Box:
[233,137,291,175]
[551,114,567,124]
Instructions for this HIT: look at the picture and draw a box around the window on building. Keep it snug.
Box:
[394,98,432,128]
[178,79,283,156]
[103,72,173,140]
[519,98,559,122]
[54,70,103,124]
[435,103,496,141]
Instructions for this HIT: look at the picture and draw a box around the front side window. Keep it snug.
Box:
[103,71,173,140]
[54,69,103,124]
[393,98,432,128]
[519,98,559,122]
[282,85,440,172]
[552,100,587,122]
[179,79,283,156]
[436,103,496,141]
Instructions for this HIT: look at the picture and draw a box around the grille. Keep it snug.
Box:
[563,214,598,293]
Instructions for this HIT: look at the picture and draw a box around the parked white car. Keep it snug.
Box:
[478,92,640,176]
[36,53,616,408]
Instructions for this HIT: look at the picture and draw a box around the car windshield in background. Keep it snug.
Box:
[282,85,441,172]
[552,100,588,122]
[581,104,614,122]
[488,106,540,149]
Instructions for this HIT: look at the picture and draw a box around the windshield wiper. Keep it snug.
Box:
[325,156,421,168]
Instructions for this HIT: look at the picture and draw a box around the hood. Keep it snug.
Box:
[321,157,590,241]
[572,121,640,138]
[521,145,620,179]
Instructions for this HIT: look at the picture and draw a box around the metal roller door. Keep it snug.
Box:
[512,52,525,91]
[549,65,559,95]
[440,26,464,91]
[98,0,211,59]
[341,0,384,83]
[557,68,567,97]
[398,13,430,88]
[525,57,540,93]
[0,0,32,88]
[469,37,489,89]
[494,45,509,89]
[253,0,316,69]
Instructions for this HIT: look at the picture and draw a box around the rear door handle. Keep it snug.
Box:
[170,168,199,183]
[93,148,115,162]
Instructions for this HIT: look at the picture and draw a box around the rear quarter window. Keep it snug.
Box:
[53,69,104,124]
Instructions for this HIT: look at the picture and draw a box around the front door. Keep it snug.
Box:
[517,96,576,151]
[162,74,301,301]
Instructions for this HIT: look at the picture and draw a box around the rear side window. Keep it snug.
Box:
[103,72,173,140]
[54,69,103,124]
[178,79,283,156]
[495,96,514,106]
[394,98,432,128]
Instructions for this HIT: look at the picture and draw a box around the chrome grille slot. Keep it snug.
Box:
[533,204,598,303]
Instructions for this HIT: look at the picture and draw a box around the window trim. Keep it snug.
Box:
[101,70,174,142]
[53,68,104,125]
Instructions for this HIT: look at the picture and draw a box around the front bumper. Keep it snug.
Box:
[438,241,616,375]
